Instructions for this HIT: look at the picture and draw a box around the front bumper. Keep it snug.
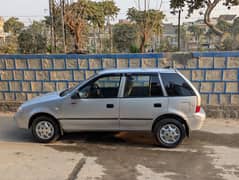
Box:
[14,110,29,129]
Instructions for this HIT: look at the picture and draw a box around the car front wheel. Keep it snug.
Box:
[31,116,60,143]
[153,118,186,148]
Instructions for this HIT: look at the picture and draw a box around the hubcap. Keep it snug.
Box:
[159,124,181,144]
[35,121,54,140]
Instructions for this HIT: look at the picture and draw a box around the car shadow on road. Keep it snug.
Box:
[0,116,157,147]
[57,130,239,149]
[60,131,157,148]
[1,115,239,149]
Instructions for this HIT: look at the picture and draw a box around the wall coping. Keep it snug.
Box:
[0,53,164,59]
[0,51,239,60]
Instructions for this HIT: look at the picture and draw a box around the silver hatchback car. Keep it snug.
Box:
[15,68,206,148]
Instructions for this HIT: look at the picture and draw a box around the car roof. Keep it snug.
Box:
[98,68,177,75]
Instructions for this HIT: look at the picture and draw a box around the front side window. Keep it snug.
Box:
[124,74,163,97]
[160,73,195,96]
[79,74,121,98]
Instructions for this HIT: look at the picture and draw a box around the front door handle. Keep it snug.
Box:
[154,103,162,108]
[106,104,114,108]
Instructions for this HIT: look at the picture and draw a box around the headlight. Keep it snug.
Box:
[17,106,23,112]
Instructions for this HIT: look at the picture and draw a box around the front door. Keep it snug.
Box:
[60,74,122,131]
[119,73,168,131]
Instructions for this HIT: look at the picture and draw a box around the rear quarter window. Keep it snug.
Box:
[160,73,195,96]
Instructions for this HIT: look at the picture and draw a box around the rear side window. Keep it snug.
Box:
[124,74,163,97]
[160,73,195,96]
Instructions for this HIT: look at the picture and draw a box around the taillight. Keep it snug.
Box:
[195,105,201,113]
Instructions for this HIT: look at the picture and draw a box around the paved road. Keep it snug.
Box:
[0,114,239,180]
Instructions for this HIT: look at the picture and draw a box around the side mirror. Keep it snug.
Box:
[71,92,80,99]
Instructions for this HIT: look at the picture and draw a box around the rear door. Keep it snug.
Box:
[119,73,168,131]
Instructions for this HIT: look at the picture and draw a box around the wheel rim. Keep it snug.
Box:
[159,124,181,144]
[35,121,55,140]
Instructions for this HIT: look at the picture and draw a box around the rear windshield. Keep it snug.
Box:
[160,73,195,96]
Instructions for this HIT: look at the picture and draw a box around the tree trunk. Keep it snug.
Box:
[204,0,232,49]
[140,32,147,53]
[74,21,86,52]
[75,27,81,52]
[204,0,224,36]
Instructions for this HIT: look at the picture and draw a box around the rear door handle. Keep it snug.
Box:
[154,103,162,108]
[106,104,114,108]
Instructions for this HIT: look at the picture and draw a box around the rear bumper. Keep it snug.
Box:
[188,108,206,130]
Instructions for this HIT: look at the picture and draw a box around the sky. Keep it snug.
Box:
[0,0,238,25]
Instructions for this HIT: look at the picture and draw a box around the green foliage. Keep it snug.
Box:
[64,0,119,51]
[159,39,177,52]
[188,25,205,44]
[127,7,164,52]
[216,20,232,33]
[206,18,239,50]
[3,17,24,34]
[130,45,140,53]
[222,37,234,50]
[0,36,18,54]
[232,17,239,35]
[170,0,239,40]
[188,25,202,35]
[18,21,47,54]
[89,1,120,28]
[44,12,73,53]
[2,17,24,54]
[113,23,137,53]
[170,0,239,16]
[127,8,164,32]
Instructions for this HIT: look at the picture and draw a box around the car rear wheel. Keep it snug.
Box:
[31,116,60,143]
[153,118,186,148]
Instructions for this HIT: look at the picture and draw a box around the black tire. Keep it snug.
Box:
[153,118,186,148]
[31,115,61,143]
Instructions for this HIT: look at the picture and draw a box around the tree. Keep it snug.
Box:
[222,36,234,50]
[232,17,239,35]
[113,23,137,53]
[188,25,204,50]
[170,0,239,44]
[127,8,165,53]
[178,25,188,50]
[3,17,24,35]
[159,38,177,52]
[216,19,232,33]
[0,36,18,54]
[207,19,237,50]
[2,17,24,54]
[64,0,119,52]
[232,17,239,49]
[44,13,73,53]
[18,21,47,54]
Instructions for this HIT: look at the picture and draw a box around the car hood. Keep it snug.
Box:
[21,92,60,108]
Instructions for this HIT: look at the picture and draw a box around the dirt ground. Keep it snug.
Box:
[0,113,239,180]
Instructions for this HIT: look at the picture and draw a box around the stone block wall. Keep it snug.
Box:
[0,52,238,118]
[0,54,164,102]
[170,52,239,106]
